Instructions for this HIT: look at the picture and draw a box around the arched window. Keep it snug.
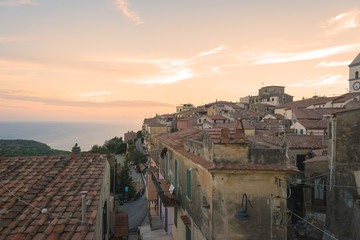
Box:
[356,71,359,79]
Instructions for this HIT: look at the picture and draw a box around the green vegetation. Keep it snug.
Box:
[0,139,70,157]
[127,144,146,165]
[89,136,127,154]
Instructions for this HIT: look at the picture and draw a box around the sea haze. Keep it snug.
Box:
[0,122,140,151]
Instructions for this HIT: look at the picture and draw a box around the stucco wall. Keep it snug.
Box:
[94,157,111,240]
[211,172,289,240]
[326,109,360,239]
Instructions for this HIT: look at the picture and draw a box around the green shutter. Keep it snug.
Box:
[175,160,178,197]
[174,207,178,227]
[165,153,168,182]
[187,169,191,199]
[186,225,191,240]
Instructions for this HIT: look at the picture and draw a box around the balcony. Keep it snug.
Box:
[150,167,180,207]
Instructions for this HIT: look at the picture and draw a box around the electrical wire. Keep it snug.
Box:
[0,181,90,224]
[287,209,337,240]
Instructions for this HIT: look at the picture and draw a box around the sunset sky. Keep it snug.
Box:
[1,0,360,124]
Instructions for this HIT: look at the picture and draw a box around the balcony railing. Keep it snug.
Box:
[150,168,180,207]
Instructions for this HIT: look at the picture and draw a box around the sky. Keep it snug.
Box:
[1,0,360,125]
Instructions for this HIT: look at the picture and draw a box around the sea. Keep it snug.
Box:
[0,121,141,151]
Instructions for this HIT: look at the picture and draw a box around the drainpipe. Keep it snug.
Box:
[329,115,335,190]
[82,191,88,225]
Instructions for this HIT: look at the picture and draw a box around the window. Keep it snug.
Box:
[266,107,269,112]
[256,99,258,103]
[312,177,326,206]
[187,169,191,200]
[272,98,274,101]
[213,106,215,109]
[265,89,268,92]
[300,129,304,134]
[254,108,257,112]
[296,129,298,134]
[356,71,359,79]
[296,154,306,171]
[199,119,201,123]
[328,121,332,139]
[165,208,168,232]
[283,97,286,102]
[186,225,191,240]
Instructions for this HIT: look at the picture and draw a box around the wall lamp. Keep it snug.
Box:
[235,193,250,220]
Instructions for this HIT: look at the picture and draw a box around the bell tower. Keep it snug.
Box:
[349,53,360,93]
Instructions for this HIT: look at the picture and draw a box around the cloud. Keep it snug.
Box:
[0,0,37,6]
[313,74,343,85]
[114,0,144,25]
[317,60,352,67]
[119,68,194,85]
[0,90,174,108]
[322,10,360,33]
[253,43,360,64]
[80,91,111,98]
[195,45,228,58]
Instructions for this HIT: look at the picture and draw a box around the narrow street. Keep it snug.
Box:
[136,138,146,155]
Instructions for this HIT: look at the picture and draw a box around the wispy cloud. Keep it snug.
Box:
[109,45,228,85]
[287,74,345,88]
[0,0,37,6]
[196,45,228,57]
[322,10,360,34]
[253,43,360,65]
[114,0,143,25]
[79,91,111,98]
[317,60,352,67]
[313,74,343,85]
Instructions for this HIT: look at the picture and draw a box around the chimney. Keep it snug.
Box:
[220,128,230,143]
[82,191,87,225]
[235,119,245,141]
[72,143,81,155]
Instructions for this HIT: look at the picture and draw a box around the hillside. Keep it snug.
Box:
[0,139,71,157]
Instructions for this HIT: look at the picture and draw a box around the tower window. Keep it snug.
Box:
[356,71,359,79]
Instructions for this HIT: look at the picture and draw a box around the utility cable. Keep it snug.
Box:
[287,209,337,240]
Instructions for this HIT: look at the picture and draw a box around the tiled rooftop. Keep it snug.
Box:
[297,119,327,129]
[204,115,228,120]
[0,154,107,240]
[276,97,336,109]
[331,92,360,103]
[293,108,343,120]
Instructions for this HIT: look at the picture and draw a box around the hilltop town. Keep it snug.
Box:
[138,53,360,239]
[0,54,360,240]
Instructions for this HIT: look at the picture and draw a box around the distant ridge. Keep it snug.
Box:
[0,139,71,157]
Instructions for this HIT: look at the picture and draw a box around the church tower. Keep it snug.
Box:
[349,53,360,93]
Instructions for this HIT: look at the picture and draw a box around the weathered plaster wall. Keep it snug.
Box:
[326,110,360,239]
[94,157,111,240]
[211,172,289,240]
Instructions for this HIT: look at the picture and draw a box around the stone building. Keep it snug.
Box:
[349,53,360,93]
[151,124,297,240]
[325,109,360,239]
[124,130,137,142]
[247,86,293,115]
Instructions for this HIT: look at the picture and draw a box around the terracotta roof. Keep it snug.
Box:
[297,120,327,130]
[331,92,360,103]
[293,108,343,120]
[276,97,336,109]
[0,154,107,240]
[304,156,328,164]
[204,115,228,120]
[247,136,283,147]
[155,128,202,151]
[144,118,167,127]
[283,134,323,149]
[177,117,196,121]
